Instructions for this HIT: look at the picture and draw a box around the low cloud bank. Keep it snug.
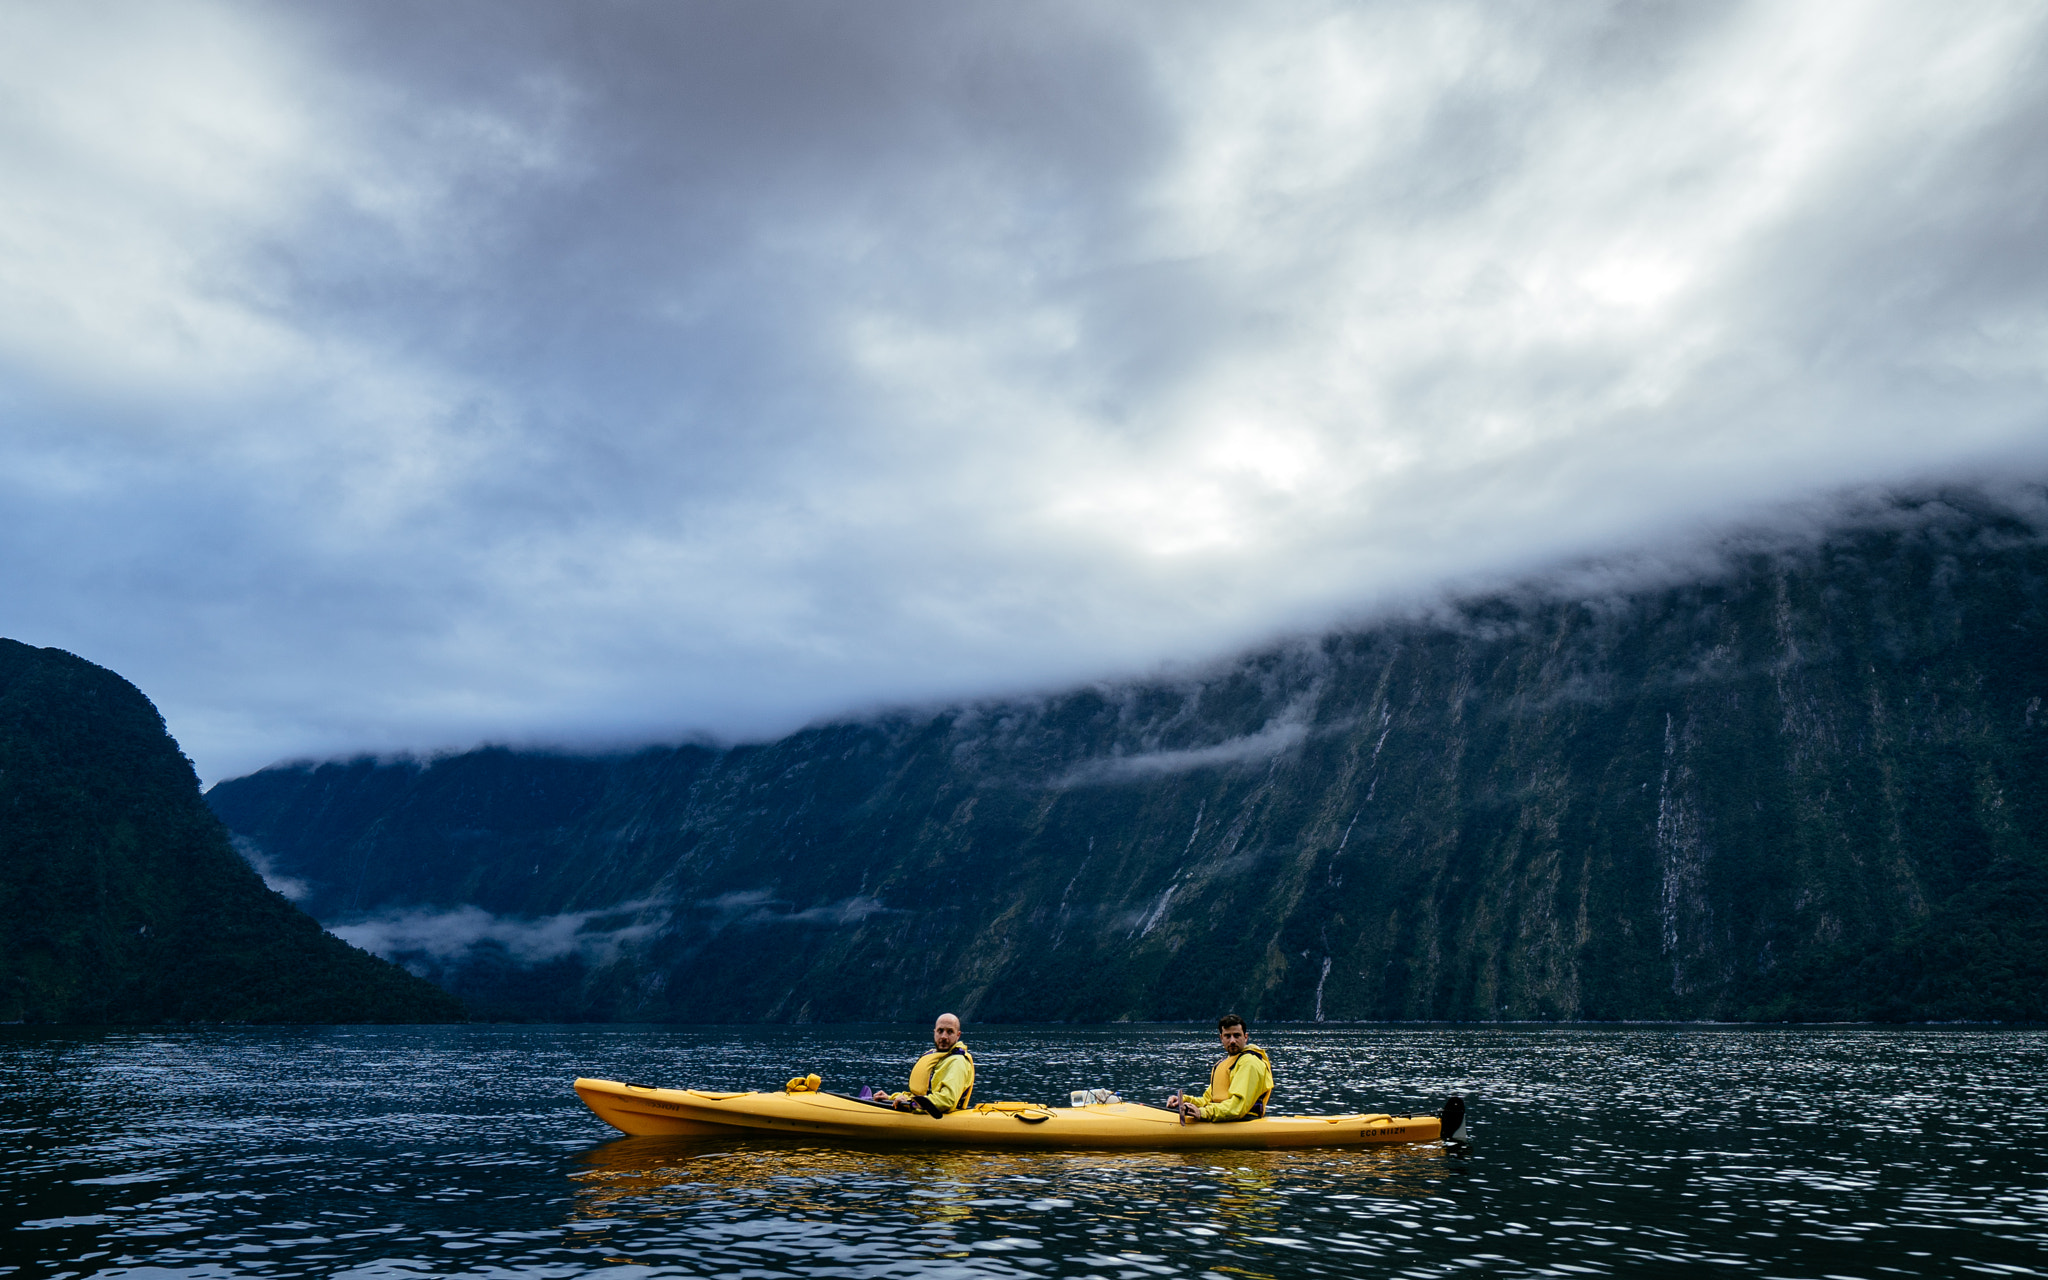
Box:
[700,890,900,927]
[1059,700,1316,786]
[230,836,312,903]
[330,890,901,969]
[331,899,670,965]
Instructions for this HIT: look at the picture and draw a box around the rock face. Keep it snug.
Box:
[208,493,2048,1023]
[0,640,464,1024]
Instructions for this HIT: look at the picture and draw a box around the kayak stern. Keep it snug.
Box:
[574,1079,753,1138]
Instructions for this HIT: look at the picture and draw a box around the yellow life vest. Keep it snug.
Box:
[1207,1043,1272,1118]
[907,1045,975,1109]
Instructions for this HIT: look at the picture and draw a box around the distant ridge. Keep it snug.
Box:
[0,640,462,1023]
[209,490,2048,1024]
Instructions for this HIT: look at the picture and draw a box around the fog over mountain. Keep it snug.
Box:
[207,491,2048,1024]
[4,1,2048,782]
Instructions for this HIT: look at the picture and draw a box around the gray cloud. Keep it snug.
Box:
[701,891,902,928]
[3,0,2047,781]
[328,890,898,973]
[331,898,671,965]
[230,835,311,903]
[1058,697,1316,786]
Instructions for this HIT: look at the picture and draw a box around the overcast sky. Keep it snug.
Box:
[4,0,2047,783]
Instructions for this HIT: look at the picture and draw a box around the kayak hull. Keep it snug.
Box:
[573,1078,1442,1150]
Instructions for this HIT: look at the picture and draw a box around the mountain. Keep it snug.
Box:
[0,640,463,1024]
[206,491,2048,1023]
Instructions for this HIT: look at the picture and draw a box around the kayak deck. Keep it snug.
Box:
[573,1078,1443,1149]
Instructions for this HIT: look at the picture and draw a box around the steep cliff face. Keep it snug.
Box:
[0,640,464,1024]
[208,494,2048,1022]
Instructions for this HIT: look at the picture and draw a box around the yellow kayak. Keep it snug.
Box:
[573,1078,1460,1150]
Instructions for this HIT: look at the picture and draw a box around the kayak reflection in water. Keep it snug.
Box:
[867,1013,977,1116]
[1166,1014,1274,1124]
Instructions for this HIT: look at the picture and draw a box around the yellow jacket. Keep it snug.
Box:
[1185,1044,1273,1122]
[883,1045,975,1114]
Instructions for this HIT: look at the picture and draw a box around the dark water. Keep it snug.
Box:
[3,1025,2044,1279]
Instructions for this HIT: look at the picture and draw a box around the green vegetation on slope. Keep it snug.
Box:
[1742,848,2048,1022]
[0,640,463,1024]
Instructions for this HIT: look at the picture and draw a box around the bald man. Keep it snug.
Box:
[874,1013,976,1116]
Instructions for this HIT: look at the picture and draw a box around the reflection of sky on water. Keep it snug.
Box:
[3,1026,2044,1278]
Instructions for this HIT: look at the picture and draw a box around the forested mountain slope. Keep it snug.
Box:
[208,493,2048,1023]
[0,641,463,1023]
